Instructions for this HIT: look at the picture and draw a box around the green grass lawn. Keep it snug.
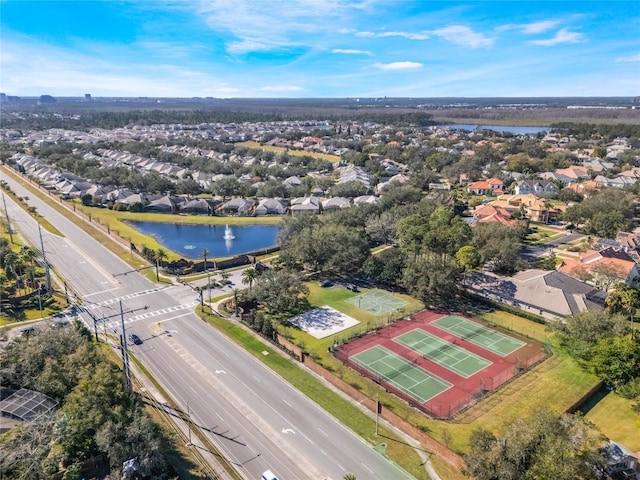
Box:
[585,391,640,451]
[237,140,341,163]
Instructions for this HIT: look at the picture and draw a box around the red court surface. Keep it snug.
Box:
[334,309,546,418]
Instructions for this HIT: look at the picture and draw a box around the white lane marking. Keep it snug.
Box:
[317,428,328,437]
[281,428,295,434]
[155,312,192,324]
[84,287,121,297]
[252,375,261,383]
[361,463,374,474]
[215,370,226,375]
[282,399,292,408]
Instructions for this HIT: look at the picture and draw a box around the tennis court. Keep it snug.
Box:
[347,290,408,315]
[351,345,451,403]
[394,329,491,378]
[433,315,525,356]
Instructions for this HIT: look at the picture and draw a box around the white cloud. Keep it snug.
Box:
[354,25,492,48]
[529,28,584,46]
[196,0,362,54]
[355,30,430,40]
[498,20,560,34]
[431,25,494,48]
[373,61,422,71]
[259,85,304,92]
[616,52,640,62]
[332,48,372,55]
[522,20,561,34]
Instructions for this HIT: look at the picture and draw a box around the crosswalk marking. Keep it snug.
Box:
[101,301,199,329]
[85,285,177,310]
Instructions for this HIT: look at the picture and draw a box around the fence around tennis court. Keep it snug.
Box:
[334,345,548,419]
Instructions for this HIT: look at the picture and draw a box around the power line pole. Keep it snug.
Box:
[120,300,132,390]
[38,223,52,293]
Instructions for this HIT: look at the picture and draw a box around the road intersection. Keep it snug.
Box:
[2,174,415,480]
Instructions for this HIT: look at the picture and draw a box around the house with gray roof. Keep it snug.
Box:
[255,198,287,216]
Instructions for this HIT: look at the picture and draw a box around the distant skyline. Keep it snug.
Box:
[1,1,639,98]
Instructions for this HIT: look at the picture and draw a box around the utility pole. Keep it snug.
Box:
[38,224,52,293]
[120,300,132,390]
[2,193,14,243]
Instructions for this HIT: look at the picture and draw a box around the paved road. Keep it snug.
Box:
[2,174,414,480]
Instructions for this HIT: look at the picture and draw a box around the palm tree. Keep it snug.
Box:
[3,251,22,293]
[201,248,209,272]
[241,267,259,293]
[154,248,168,282]
[343,474,357,480]
[18,246,37,289]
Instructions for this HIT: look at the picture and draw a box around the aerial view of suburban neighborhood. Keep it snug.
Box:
[1,2,639,480]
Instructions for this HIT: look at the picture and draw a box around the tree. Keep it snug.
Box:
[606,283,640,323]
[251,269,309,320]
[241,267,259,293]
[154,248,168,282]
[465,408,605,480]
[280,223,370,277]
[210,176,241,200]
[402,255,461,305]
[201,248,209,272]
[591,262,628,291]
[456,245,481,283]
[365,211,398,245]
[552,309,629,360]
[472,223,525,274]
[362,247,405,286]
[590,336,640,388]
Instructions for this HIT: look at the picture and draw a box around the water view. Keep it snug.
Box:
[126,221,279,259]
[447,124,549,135]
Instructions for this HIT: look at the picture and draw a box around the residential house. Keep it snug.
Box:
[376,173,411,193]
[558,247,640,290]
[322,197,351,212]
[616,231,640,251]
[466,177,504,196]
[490,194,563,223]
[254,198,287,216]
[514,180,559,196]
[290,196,321,215]
[180,198,215,215]
[144,195,179,213]
[603,441,639,478]
[219,198,255,216]
[472,204,518,226]
[353,195,380,206]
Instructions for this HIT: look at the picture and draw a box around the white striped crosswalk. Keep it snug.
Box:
[100,301,200,329]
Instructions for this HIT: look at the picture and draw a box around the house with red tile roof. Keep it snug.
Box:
[558,247,639,290]
[467,177,504,195]
[472,204,518,226]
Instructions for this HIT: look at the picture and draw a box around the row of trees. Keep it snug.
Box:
[0,322,170,479]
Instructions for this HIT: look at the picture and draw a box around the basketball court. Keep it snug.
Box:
[347,290,407,315]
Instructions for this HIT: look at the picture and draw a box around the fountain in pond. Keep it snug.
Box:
[223,224,235,240]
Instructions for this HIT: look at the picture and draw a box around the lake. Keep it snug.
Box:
[126,221,279,259]
[447,124,549,135]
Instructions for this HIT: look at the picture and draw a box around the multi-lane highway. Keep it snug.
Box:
[1,173,415,480]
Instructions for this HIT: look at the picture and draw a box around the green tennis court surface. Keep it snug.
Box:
[347,290,408,315]
[394,329,491,378]
[351,345,451,403]
[433,315,525,356]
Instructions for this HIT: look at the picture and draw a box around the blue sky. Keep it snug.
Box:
[1,1,639,98]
